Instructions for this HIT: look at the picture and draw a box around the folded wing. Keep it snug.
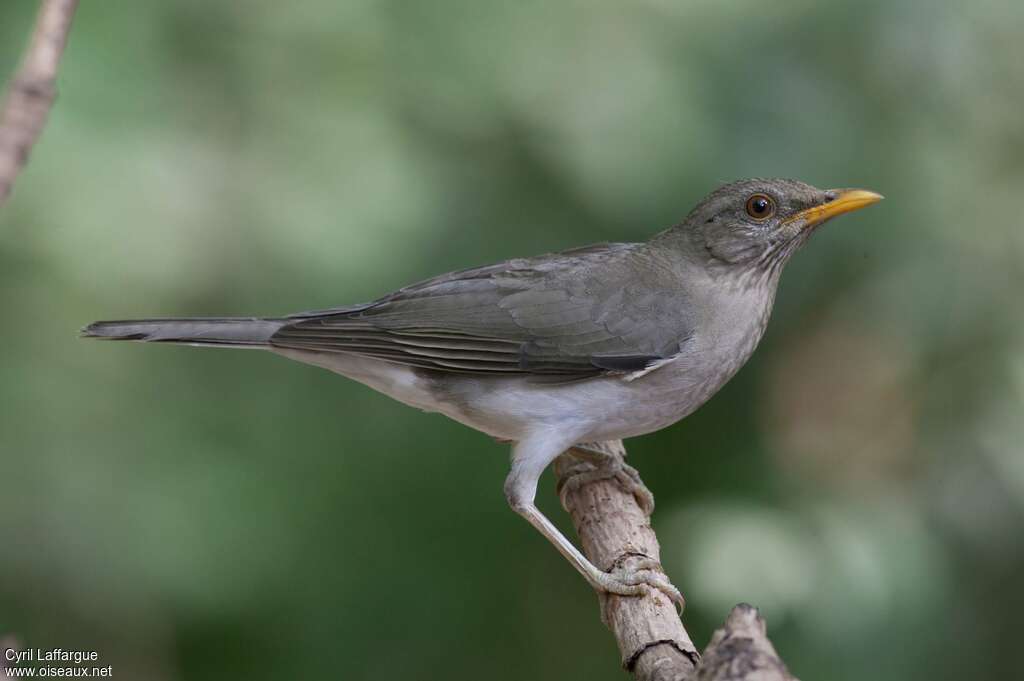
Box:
[270,243,694,380]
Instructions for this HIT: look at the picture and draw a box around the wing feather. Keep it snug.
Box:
[270,242,694,379]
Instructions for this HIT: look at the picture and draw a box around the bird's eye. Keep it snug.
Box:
[745,194,775,220]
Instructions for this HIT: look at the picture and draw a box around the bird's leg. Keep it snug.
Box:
[505,435,684,610]
[557,440,683,610]
[559,440,655,516]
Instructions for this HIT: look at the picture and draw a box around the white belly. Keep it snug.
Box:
[273,328,759,444]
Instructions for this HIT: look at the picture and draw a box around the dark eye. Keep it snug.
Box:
[745,194,775,220]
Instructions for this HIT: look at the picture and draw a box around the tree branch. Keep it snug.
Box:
[555,443,797,681]
[0,0,79,206]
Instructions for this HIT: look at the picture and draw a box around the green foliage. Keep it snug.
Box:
[1,1,1022,679]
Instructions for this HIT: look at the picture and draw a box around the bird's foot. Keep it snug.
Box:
[559,441,655,516]
[594,556,686,614]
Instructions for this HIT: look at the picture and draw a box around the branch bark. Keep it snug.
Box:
[697,604,796,681]
[555,443,797,681]
[0,0,79,206]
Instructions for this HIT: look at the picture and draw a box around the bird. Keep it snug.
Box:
[83,178,882,606]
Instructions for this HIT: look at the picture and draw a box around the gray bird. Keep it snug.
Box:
[83,178,882,605]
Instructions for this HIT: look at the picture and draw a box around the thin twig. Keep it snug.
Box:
[0,0,80,206]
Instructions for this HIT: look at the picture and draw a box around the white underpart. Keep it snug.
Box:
[273,342,726,447]
[271,348,439,411]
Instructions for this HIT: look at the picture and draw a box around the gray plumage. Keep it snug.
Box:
[83,318,280,346]
[85,242,705,378]
[273,242,697,378]
[82,176,884,445]
[82,178,882,602]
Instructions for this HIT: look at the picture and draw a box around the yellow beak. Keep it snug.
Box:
[786,188,884,228]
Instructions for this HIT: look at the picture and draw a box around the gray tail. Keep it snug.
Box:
[81,317,284,348]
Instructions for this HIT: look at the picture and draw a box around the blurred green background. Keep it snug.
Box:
[1,1,1022,679]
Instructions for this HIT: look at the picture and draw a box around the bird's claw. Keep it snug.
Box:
[596,557,686,613]
[560,443,656,516]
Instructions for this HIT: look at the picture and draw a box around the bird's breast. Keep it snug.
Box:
[624,285,776,430]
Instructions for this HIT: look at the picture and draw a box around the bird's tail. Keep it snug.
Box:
[81,317,284,348]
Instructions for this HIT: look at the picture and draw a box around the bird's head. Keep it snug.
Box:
[665,178,883,278]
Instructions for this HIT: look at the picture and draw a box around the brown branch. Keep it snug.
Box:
[555,443,798,681]
[555,444,699,680]
[697,605,796,681]
[0,0,80,206]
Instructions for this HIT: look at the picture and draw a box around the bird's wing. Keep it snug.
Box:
[270,243,695,380]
